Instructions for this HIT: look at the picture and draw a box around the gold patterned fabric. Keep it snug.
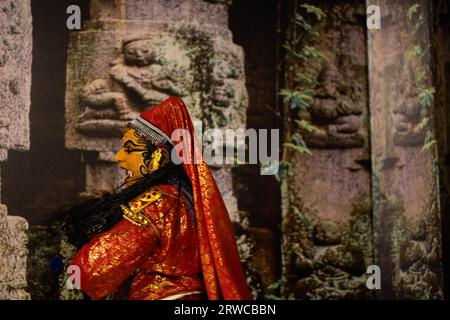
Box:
[70,184,203,300]
[136,97,251,299]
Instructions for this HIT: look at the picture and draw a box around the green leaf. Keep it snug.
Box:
[416,116,428,131]
[407,4,420,20]
[422,140,437,151]
[265,278,286,291]
[294,13,313,31]
[422,130,436,151]
[302,46,328,61]
[291,132,308,146]
[293,206,312,226]
[283,142,312,155]
[295,119,316,133]
[275,160,293,181]
[294,71,318,87]
[409,45,423,59]
[300,4,326,21]
[413,69,426,84]
[264,277,288,300]
[282,44,304,61]
[279,89,313,111]
[419,87,435,108]
[412,15,424,34]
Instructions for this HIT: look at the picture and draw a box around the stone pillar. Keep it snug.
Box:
[367,0,444,299]
[281,2,374,299]
[64,0,253,292]
[0,0,32,299]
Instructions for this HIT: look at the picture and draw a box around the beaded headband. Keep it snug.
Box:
[128,116,173,146]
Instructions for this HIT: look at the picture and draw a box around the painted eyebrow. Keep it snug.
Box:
[123,140,147,149]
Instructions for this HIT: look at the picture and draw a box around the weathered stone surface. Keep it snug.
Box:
[0,0,32,151]
[282,2,374,300]
[367,0,443,299]
[0,205,30,300]
[0,0,32,300]
[66,30,244,152]
[88,0,231,27]
[0,149,7,162]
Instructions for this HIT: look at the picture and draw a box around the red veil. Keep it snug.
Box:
[134,96,251,300]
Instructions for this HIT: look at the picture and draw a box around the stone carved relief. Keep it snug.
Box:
[392,60,427,146]
[79,79,134,121]
[210,43,247,129]
[110,37,195,106]
[0,0,31,300]
[0,205,30,299]
[367,0,443,299]
[283,3,372,299]
[76,33,200,138]
[385,200,442,299]
[299,6,367,149]
[302,57,365,148]
[70,27,248,148]
[285,199,373,299]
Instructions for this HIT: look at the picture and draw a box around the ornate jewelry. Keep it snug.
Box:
[120,188,163,238]
[149,147,170,172]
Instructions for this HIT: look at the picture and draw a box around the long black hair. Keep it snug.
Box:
[59,142,191,248]
[60,164,191,248]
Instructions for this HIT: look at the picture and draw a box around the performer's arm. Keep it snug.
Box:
[70,217,158,299]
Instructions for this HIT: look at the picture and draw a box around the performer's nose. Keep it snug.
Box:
[114,149,125,163]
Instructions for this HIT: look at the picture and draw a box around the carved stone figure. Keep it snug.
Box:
[110,37,194,106]
[79,79,136,121]
[392,62,427,146]
[282,3,373,300]
[300,55,365,149]
[76,34,199,138]
[210,43,247,130]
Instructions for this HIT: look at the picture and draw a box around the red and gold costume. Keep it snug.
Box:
[71,97,251,300]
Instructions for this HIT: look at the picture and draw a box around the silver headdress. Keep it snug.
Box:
[128,116,173,146]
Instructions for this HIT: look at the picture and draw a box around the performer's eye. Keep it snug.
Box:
[125,147,133,153]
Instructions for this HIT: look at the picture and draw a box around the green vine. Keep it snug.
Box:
[276,1,327,181]
[406,3,436,152]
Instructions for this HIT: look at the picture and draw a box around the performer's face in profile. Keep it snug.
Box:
[115,128,149,183]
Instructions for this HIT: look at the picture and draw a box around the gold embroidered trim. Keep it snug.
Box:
[120,187,163,236]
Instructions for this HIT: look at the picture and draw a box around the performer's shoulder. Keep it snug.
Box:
[120,185,172,228]
[128,184,179,210]
[153,184,180,197]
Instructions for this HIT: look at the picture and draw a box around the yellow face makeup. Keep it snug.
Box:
[115,128,150,183]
